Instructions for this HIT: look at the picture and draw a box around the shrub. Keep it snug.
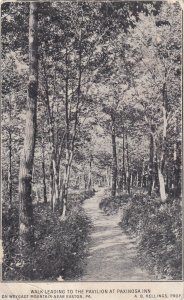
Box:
[2,203,20,280]
[99,190,130,214]
[120,194,182,280]
[33,203,92,280]
[69,189,95,206]
[2,192,93,281]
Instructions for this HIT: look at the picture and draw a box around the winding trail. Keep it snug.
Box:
[80,188,153,281]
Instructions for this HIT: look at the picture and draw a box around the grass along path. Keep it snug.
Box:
[79,188,154,281]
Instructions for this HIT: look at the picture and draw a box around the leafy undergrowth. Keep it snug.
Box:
[69,189,95,205]
[2,191,93,281]
[120,194,182,280]
[99,189,130,215]
[99,190,182,280]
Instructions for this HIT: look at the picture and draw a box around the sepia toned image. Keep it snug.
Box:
[1,0,182,283]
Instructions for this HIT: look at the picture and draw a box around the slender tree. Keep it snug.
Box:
[7,97,13,205]
[111,112,117,197]
[19,2,38,249]
[41,133,47,204]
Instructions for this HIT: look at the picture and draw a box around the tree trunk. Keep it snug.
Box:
[61,152,72,217]
[8,129,12,206]
[158,82,167,202]
[148,133,153,195]
[7,96,13,205]
[135,171,138,187]
[49,160,54,210]
[41,136,47,204]
[140,159,145,188]
[130,173,133,188]
[61,39,82,217]
[173,123,181,197]
[32,166,38,202]
[122,125,126,190]
[119,125,126,191]
[88,155,93,191]
[126,132,130,194]
[148,123,155,196]
[19,2,38,252]
[41,45,60,210]
[111,114,117,197]
[52,156,59,208]
[158,167,166,201]
[173,124,177,195]
[106,167,109,186]
[61,48,70,217]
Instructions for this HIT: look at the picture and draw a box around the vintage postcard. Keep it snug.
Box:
[0,0,183,299]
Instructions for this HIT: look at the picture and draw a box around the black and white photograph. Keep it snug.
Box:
[1,0,183,283]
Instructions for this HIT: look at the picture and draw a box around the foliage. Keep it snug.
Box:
[2,2,181,202]
[120,194,182,280]
[2,193,93,281]
[99,189,130,215]
[68,189,95,206]
[2,203,19,280]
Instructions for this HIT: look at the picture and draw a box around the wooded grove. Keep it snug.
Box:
[2,1,182,281]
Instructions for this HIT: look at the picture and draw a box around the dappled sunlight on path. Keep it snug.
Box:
[79,188,154,281]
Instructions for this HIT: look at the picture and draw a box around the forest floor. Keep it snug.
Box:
[79,188,154,281]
